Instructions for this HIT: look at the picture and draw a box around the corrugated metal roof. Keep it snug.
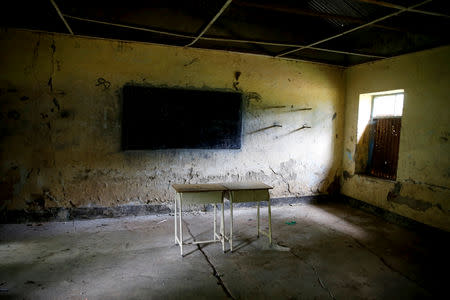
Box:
[307,0,393,27]
[1,0,449,66]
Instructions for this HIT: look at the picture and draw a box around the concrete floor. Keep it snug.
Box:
[1,201,448,299]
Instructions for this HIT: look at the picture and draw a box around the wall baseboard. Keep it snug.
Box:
[0,195,329,224]
[337,195,449,235]
[0,204,171,224]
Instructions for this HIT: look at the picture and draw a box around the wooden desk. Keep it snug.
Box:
[172,184,228,256]
[223,182,273,252]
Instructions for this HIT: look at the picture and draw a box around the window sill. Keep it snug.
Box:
[354,173,397,184]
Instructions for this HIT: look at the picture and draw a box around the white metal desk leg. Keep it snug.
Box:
[257,201,260,238]
[221,202,225,252]
[268,198,272,245]
[179,194,183,256]
[230,196,234,252]
[174,193,178,244]
[213,204,217,241]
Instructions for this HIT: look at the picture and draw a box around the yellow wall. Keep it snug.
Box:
[342,46,450,231]
[0,29,345,211]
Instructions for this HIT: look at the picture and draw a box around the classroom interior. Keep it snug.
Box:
[0,0,449,299]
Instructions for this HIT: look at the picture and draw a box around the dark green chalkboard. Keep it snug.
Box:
[122,85,243,150]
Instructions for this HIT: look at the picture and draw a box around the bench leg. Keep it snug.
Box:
[268,198,272,245]
[213,204,217,241]
[230,198,234,252]
[257,201,260,238]
[174,193,178,244]
[221,202,225,252]
[179,195,183,256]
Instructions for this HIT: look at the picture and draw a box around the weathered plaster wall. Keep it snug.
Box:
[342,46,450,231]
[0,29,344,213]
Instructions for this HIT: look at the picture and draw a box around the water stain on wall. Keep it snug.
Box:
[387,182,432,211]
[0,29,345,213]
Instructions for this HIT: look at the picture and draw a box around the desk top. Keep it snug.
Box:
[172,182,273,193]
[222,182,273,190]
[172,183,227,193]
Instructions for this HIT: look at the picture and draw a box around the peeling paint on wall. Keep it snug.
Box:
[345,148,352,161]
[0,29,345,213]
[387,182,432,211]
[341,45,450,231]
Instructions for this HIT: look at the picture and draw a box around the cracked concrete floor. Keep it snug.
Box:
[1,201,448,299]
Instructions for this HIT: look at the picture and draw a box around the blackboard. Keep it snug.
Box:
[122,85,243,150]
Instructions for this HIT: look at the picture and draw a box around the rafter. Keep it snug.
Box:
[63,14,385,59]
[50,0,74,35]
[185,0,233,47]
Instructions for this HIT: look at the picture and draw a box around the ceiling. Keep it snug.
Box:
[1,0,449,66]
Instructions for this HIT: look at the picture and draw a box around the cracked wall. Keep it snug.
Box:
[0,29,345,213]
[341,46,450,231]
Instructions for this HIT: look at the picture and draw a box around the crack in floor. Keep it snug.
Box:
[290,251,336,300]
[183,220,235,299]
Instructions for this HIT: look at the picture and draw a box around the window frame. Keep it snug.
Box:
[370,92,404,119]
[367,91,404,180]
